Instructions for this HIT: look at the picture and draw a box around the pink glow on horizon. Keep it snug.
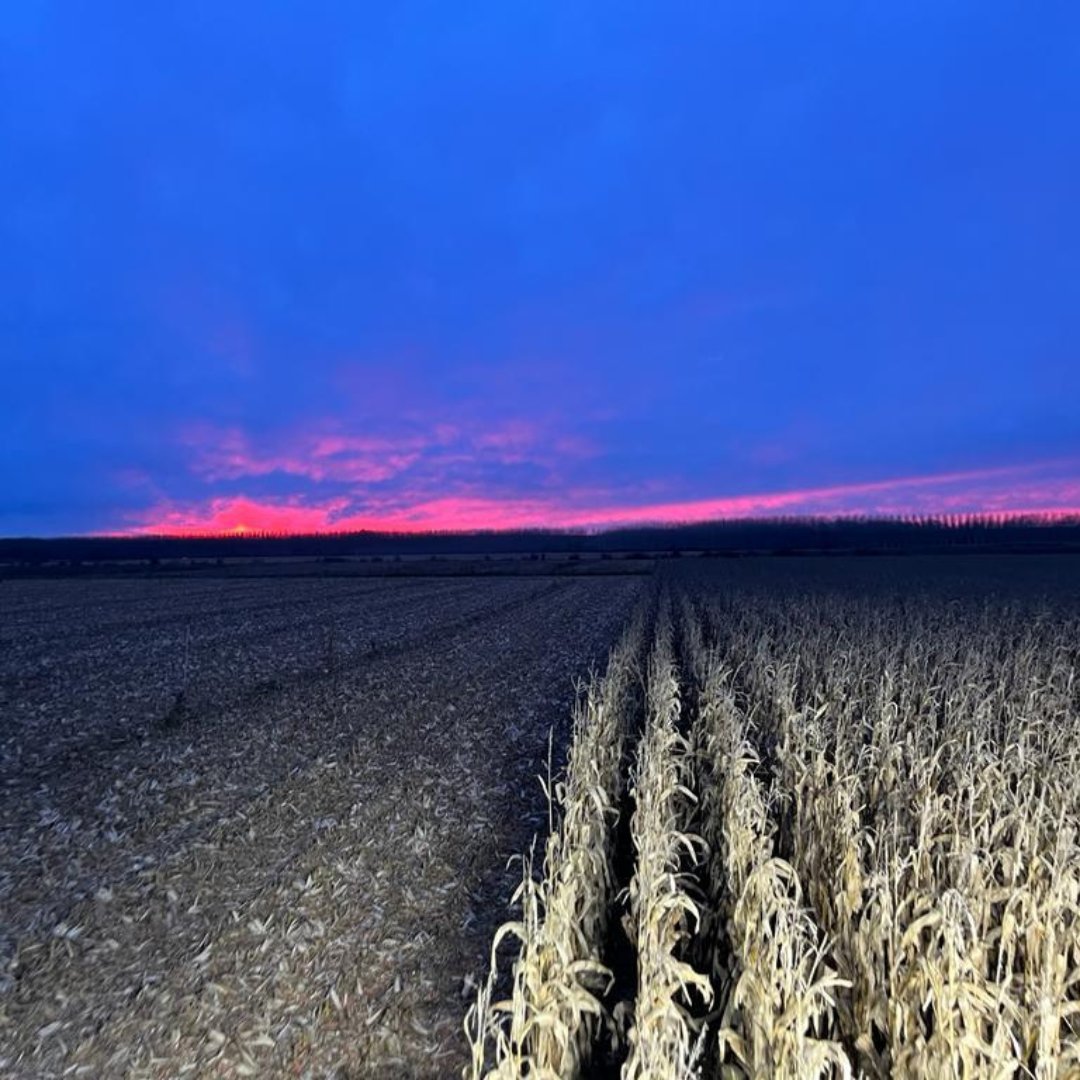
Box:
[116,460,1080,536]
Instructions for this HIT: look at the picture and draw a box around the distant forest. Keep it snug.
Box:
[3,516,1080,564]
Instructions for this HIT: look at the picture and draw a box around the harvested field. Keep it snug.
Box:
[0,569,643,1077]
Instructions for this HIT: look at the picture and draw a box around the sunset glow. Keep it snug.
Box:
[117,459,1080,536]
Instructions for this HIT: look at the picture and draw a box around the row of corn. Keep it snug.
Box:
[621,602,712,1078]
[467,592,851,1077]
[686,593,852,1079]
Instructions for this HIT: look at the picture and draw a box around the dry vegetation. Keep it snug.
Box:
[708,581,1080,1078]
[620,605,711,1079]
[689,600,850,1080]
[470,557,1080,1079]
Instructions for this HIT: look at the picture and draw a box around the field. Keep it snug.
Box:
[467,556,1080,1080]
[0,565,643,1077]
[3,556,1080,1078]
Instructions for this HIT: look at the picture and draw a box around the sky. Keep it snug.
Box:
[2,2,1079,536]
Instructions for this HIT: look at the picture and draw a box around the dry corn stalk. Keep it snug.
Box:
[688,600,851,1080]
[623,605,712,1080]
[718,858,852,1080]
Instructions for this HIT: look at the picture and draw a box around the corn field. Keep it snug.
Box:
[467,564,1080,1078]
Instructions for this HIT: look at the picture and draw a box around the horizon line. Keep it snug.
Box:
[4,509,1079,543]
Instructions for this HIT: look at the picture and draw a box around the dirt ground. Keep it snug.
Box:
[0,571,645,1078]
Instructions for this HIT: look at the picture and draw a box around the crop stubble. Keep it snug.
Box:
[1,571,641,1077]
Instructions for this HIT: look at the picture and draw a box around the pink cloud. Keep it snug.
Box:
[179,416,595,487]
[182,425,425,484]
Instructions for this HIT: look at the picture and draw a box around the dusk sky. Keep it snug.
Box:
[2,3,1079,536]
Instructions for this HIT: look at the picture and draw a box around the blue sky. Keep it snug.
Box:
[2,2,1078,534]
